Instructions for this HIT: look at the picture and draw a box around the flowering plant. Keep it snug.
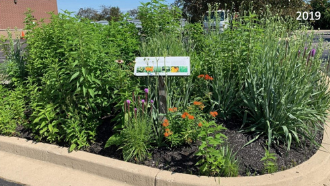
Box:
[105,88,154,162]
[162,100,209,147]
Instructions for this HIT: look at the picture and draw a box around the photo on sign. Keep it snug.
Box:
[179,66,188,72]
[162,66,170,72]
[171,66,179,72]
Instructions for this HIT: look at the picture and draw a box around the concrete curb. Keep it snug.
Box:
[0,121,329,186]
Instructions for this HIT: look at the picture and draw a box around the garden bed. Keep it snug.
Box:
[14,117,324,177]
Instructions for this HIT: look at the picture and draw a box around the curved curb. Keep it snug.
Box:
[0,121,329,186]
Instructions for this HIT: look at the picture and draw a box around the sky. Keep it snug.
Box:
[57,0,176,14]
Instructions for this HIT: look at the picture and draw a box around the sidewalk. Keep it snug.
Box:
[0,150,132,186]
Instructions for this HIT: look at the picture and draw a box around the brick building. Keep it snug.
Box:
[0,0,58,29]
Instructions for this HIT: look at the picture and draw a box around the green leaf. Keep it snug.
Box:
[105,134,123,148]
[70,72,80,82]
[69,144,77,152]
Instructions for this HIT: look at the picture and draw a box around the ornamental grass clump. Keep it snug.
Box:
[240,19,330,150]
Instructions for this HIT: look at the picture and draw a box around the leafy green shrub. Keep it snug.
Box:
[24,11,140,151]
[138,0,182,37]
[195,120,228,176]
[0,85,25,135]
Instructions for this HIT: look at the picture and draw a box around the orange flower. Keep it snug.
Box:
[210,111,218,118]
[165,128,170,132]
[197,74,205,78]
[162,119,169,127]
[164,132,169,137]
[193,101,203,106]
[188,114,194,120]
[168,107,178,112]
[181,112,189,119]
[204,74,214,80]
[198,122,203,127]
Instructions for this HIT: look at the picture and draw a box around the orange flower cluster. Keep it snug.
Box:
[193,101,205,110]
[168,107,178,112]
[197,74,213,80]
[163,120,173,137]
[162,119,169,127]
[145,66,154,72]
[210,111,218,118]
[193,101,202,105]
[181,112,194,120]
[198,122,203,127]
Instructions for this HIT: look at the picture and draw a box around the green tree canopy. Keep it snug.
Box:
[76,5,122,22]
[310,0,330,29]
[174,0,310,22]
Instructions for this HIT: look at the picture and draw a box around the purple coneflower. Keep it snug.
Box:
[115,59,124,64]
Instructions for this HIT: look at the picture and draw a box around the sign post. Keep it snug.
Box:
[134,57,190,121]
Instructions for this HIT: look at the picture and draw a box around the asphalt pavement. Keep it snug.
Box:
[0,177,23,186]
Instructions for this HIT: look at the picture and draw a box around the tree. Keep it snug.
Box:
[137,0,182,36]
[77,8,100,21]
[109,7,121,21]
[310,0,330,29]
[175,0,309,23]
[76,5,122,22]
[128,9,139,19]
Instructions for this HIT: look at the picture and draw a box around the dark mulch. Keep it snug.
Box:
[12,116,323,177]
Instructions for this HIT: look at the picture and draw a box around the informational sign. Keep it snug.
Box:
[134,57,190,76]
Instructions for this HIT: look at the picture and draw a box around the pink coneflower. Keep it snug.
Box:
[115,59,124,64]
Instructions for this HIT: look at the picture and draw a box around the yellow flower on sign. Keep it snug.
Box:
[171,67,179,72]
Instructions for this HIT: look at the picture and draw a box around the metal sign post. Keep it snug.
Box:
[134,57,190,120]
